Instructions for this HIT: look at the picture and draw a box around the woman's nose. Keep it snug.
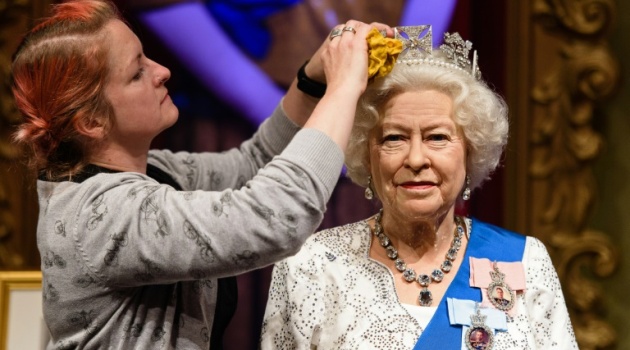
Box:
[152,60,171,86]
[404,139,430,171]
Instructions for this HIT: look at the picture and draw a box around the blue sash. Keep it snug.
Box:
[412,218,526,350]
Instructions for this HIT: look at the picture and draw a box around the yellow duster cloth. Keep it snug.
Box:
[367,28,403,80]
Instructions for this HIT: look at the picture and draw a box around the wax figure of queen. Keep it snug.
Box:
[260,25,578,349]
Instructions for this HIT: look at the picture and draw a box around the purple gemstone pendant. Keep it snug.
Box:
[419,288,433,306]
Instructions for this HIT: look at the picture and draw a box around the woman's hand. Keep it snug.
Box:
[305,21,394,87]
[287,20,393,151]
[283,21,393,128]
[320,21,373,101]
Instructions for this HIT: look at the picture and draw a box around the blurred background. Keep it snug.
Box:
[1,0,628,349]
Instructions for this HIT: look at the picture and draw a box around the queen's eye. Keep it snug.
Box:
[383,134,403,142]
[427,134,449,142]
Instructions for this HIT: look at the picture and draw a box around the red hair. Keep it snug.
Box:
[12,0,122,180]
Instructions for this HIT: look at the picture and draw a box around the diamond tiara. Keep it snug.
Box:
[394,25,481,80]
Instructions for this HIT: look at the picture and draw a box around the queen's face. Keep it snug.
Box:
[103,19,178,148]
[368,90,467,222]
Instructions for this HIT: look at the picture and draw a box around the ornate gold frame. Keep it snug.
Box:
[506,1,619,349]
[0,270,43,350]
[0,0,46,271]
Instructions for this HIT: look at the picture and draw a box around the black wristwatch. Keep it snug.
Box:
[297,60,327,98]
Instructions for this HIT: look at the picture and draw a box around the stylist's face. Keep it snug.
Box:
[103,19,178,146]
[368,90,466,221]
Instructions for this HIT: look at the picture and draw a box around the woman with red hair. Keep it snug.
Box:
[11,0,389,348]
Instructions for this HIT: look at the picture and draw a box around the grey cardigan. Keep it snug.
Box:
[37,105,344,349]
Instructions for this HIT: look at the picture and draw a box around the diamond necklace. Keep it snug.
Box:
[373,209,465,306]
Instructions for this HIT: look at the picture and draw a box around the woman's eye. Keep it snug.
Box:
[132,68,144,81]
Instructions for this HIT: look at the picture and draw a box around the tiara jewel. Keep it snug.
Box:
[394,25,481,80]
[395,25,432,59]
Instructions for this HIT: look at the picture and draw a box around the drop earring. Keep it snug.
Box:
[462,175,471,201]
[365,175,374,200]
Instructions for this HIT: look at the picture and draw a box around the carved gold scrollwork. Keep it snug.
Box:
[0,0,30,268]
[0,0,28,160]
[551,229,618,348]
[532,0,619,349]
[534,0,614,36]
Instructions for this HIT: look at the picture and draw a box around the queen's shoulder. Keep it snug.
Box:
[316,220,369,235]
[470,218,550,254]
[297,219,371,254]
[470,218,528,240]
[315,219,370,238]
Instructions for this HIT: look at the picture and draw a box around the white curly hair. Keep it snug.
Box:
[345,50,509,195]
